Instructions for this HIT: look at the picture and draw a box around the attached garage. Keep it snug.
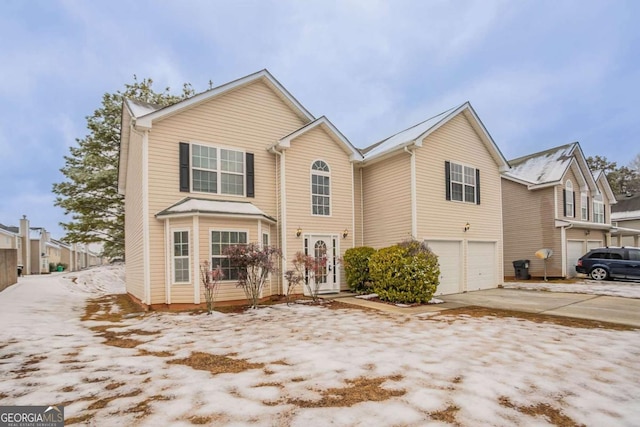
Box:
[587,240,603,251]
[567,240,585,277]
[425,240,462,296]
[467,241,497,291]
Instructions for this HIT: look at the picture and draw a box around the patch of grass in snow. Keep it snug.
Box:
[188,415,214,424]
[499,396,584,427]
[82,294,143,322]
[0,392,8,399]
[0,353,17,360]
[60,386,75,393]
[125,394,173,418]
[287,375,405,408]
[86,389,142,410]
[82,376,108,383]
[167,351,264,375]
[65,413,94,425]
[137,349,175,358]
[89,325,148,349]
[429,404,460,425]
[254,382,284,388]
[433,306,637,331]
[105,382,125,390]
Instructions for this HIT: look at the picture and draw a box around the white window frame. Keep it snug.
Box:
[449,162,476,204]
[171,229,190,285]
[190,142,245,197]
[210,229,249,282]
[581,192,588,221]
[565,180,574,218]
[262,232,269,248]
[310,160,331,216]
[593,195,605,224]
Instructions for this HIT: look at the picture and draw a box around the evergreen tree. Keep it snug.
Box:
[53,77,195,258]
[586,155,640,195]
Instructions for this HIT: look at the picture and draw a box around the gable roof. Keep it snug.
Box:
[503,142,598,192]
[131,69,314,127]
[361,102,509,170]
[611,192,640,220]
[156,197,276,222]
[592,170,617,205]
[275,116,363,162]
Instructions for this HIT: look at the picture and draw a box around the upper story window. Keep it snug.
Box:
[179,142,255,197]
[564,180,574,218]
[581,192,588,221]
[311,160,330,216]
[446,161,479,204]
[593,193,605,223]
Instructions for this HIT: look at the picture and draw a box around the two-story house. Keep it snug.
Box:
[119,71,511,308]
[119,70,360,308]
[356,103,510,295]
[502,143,617,278]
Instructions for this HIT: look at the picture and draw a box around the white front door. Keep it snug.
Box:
[306,235,338,294]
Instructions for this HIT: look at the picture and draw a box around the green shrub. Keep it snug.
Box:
[342,246,376,293]
[369,240,440,304]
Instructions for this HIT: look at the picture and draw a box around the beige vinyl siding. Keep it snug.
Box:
[415,113,504,283]
[502,179,563,277]
[284,126,354,291]
[124,126,145,300]
[145,80,306,304]
[362,153,412,249]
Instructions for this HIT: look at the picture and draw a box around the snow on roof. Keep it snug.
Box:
[125,99,163,118]
[157,198,275,221]
[362,105,460,160]
[612,210,640,221]
[504,143,576,185]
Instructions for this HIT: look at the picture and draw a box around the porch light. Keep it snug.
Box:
[342,229,349,239]
[296,227,302,237]
[464,222,470,232]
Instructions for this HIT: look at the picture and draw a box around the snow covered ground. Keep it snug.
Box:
[504,279,640,299]
[1,266,640,426]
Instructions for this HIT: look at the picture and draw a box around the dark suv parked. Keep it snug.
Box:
[576,247,640,281]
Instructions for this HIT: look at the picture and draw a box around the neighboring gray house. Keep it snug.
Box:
[611,192,640,247]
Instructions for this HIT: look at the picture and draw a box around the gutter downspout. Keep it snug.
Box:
[404,146,417,239]
[269,146,287,294]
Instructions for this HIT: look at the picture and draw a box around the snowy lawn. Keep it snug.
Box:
[1,266,639,426]
[504,278,640,299]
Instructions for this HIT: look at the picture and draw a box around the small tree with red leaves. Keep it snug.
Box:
[200,261,224,314]
[285,252,327,304]
[224,243,281,309]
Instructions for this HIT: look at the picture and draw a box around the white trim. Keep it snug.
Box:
[277,116,362,161]
[565,180,574,218]
[449,161,478,204]
[561,225,567,277]
[359,167,364,247]
[164,220,171,304]
[581,192,589,221]
[156,211,276,223]
[554,186,558,219]
[258,220,263,246]
[303,233,340,293]
[310,159,332,217]
[142,130,151,305]
[135,70,314,128]
[351,163,356,248]
[405,147,417,238]
[193,216,200,304]
[279,150,287,290]
[170,228,191,286]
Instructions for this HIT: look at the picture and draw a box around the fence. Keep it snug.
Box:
[0,248,18,292]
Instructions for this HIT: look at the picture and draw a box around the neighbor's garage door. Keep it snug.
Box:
[567,240,585,277]
[467,241,497,291]
[587,240,602,251]
[425,240,461,295]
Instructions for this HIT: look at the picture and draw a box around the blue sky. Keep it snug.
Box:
[1,0,638,238]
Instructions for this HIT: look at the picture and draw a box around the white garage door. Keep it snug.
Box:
[425,240,461,296]
[467,241,497,291]
[567,240,585,277]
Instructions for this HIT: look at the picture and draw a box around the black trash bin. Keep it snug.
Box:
[17,265,23,277]
[513,260,530,280]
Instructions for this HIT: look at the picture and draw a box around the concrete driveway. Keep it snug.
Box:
[440,288,640,327]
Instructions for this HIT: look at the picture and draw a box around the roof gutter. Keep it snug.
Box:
[404,146,418,238]
[269,145,288,294]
